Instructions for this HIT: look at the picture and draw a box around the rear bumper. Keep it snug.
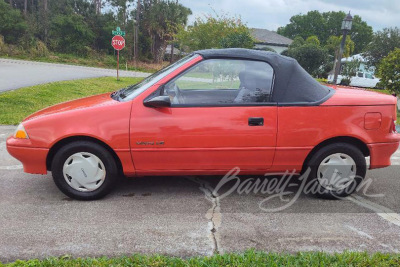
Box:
[368,141,400,169]
[6,137,48,174]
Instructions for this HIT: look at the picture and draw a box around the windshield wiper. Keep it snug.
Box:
[119,87,129,99]
[111,87,129,100]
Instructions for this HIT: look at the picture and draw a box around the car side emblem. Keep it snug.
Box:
[136,141,165,146]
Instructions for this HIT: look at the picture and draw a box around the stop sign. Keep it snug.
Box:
[111,35,125,50]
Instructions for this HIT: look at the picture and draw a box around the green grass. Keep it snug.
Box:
[2,250,400,266]
[0,77,143,125]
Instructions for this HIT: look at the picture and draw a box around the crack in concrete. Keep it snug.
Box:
[186,177,221,255]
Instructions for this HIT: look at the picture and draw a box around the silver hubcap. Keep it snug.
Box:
[317,153,357,191]
[63,152,106,192]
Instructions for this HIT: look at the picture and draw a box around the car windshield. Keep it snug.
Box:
[112,54,197,101]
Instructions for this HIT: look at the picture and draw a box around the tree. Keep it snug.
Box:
[277,11,372,53]
[341,59,361,85]
[289,36,305,49]
[177,14,252,52]
[140,0,191,63]
[0,1,27,44]
[365,27,400,67]
[277,11,326,42]
[50,13,95,55]
[306,35,320,46]
[378,48,400,94]
[220,31,253,49]
[286,36,328,77]
[107,0,133,29]
[350,15,373,54]
[0,0,194,62]
[325,35,355,59]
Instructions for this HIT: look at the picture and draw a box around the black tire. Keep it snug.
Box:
[51,141,118,200]
[304,143,366,199]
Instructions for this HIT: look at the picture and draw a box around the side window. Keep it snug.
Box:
[162,59,274,106]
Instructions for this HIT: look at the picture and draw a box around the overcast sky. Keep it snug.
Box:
[179,0,399,31]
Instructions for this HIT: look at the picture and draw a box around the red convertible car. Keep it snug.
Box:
[6,49,400,200]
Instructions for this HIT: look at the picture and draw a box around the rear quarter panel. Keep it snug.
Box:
[271,104,397,172]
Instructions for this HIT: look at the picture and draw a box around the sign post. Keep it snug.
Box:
[111,27,126,81]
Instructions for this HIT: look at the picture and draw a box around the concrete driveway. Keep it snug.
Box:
[1,125,400,262]
[0,58,148,92]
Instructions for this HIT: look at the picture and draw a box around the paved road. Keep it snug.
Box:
[0,58,148,92]
[1,125,400,262]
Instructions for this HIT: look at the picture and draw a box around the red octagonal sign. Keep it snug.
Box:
[112,35,125,50]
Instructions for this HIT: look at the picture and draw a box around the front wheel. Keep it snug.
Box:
[51,141,118,200]
[304,143,366,199]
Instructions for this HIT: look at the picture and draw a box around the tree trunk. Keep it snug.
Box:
[96,0,101,14]
[92,0,101,14]
[24,0,28,16]
[9,0,13,6]
[153,36,166,64]
[43,0,48,44]
[134,0,141,61]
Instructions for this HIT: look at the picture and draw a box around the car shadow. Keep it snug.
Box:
[104,174,374,214]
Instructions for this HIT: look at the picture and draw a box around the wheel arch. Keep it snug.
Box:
[46,136,123,174]
[301,136,370,174]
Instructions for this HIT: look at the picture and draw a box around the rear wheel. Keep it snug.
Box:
[304,143,366,199]
[51,141,118,200]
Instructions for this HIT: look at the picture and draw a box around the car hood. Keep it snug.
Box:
[323,86,397,106]
[23,93,117,121]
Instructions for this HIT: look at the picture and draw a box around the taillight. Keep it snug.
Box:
[391,119,397,133]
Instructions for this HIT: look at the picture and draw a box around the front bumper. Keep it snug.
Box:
[6,137,48,174]
[368,141,400,169]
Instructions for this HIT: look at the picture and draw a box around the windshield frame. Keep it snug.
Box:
[114,54,197,102]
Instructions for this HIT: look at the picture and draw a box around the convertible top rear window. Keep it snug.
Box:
[196,48,333,105]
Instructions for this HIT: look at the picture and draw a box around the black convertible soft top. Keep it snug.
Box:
[195,48,333,105]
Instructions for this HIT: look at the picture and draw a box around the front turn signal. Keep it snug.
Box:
[14,123,29,139]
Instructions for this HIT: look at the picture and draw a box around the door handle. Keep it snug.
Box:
[248,117,264,126]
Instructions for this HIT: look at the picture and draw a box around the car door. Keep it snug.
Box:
[130,58,277,174]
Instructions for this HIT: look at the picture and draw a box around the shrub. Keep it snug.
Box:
[176,14,252,51]
[378,48,400,94]
[0,1,27,44]
[340,78,351,86]
[287,42,328,76]
[29,40,49,58]
[0,35,6,54]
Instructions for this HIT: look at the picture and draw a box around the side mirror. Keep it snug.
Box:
[143,95,171,108]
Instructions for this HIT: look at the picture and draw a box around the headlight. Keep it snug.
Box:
[14,123,29,139]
